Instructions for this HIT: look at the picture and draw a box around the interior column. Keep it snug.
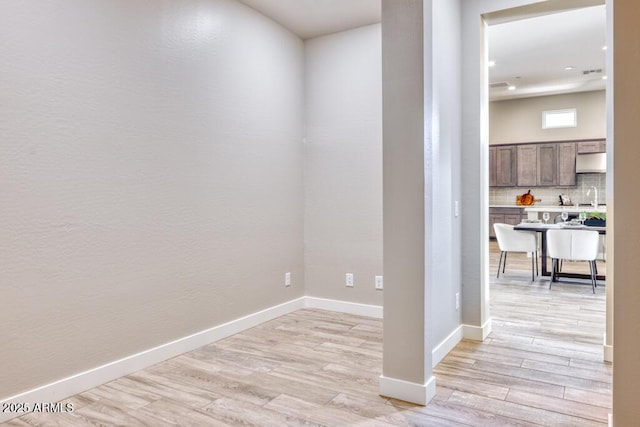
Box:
[379,0,434,405]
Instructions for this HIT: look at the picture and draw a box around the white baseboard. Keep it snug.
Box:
[462,318,492,341]
[304,296,383,319]
[603,332,613,363]
[379,375,436,405]
[0,296,306,423]
[603,344,613,363]
[608,413,613,427]
[432,325,463,367]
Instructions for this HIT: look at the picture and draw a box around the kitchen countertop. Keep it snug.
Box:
[489,204,607,214]
[524,205,606,213]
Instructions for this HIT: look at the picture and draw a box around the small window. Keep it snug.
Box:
[542,109,577,129]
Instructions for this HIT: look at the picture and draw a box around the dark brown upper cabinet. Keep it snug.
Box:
[490,140,584,188]
[491,145,517,187]
[537,144,558,186]
[557,142,577,186]
[516,145,537,187]
[577,140,606,153]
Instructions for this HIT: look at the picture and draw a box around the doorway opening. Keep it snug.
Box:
[482,1,612,421]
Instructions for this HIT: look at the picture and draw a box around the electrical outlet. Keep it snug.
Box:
[375,275,383,290]
[455,292,460,310]
[345,273,354,287]
[285,272,291,287]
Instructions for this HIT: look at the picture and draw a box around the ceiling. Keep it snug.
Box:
[239,1,606,101]
[238,0,380,40]
[488,5,607,101]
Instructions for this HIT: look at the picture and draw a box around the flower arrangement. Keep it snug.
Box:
[584,211,606,226]
[587,212,606,220]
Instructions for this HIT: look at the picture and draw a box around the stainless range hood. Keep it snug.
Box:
[576,152,606,173]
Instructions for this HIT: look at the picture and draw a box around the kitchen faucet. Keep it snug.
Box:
[587,186,598,207]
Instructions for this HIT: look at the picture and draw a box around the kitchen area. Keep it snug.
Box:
[488,89,607,239]
[489,137,607,237]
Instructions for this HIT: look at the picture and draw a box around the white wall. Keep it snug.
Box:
[0,0,304,398]
[490,90,606,144]
[304,24,383,305]
[428,0,463,355]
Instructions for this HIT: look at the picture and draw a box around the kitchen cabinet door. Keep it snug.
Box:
[504,214,522,226]
[489,213,504,238]
[489,147,497,187]
[537,144,558,186]
[489,208,524,239]
[577,140,606,153]
[557,142,577,186]
[517,145,537,187]
[495,146,517,187]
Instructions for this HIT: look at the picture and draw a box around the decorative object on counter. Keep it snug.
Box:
[584,212,606,227]
[516,189,541,206]
[542,212,550,224]
[559,194,572,206]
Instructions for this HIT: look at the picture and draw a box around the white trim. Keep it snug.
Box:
[379,375,436,405]
[0,297,306,423]
[603,344,613,362]
[432,325,463,367]
[304,296,383,319]
[603,344,613,363]
[603,332,613,363]
[1,296,385,423]
[608,413,613,427]
[462,318,492,341]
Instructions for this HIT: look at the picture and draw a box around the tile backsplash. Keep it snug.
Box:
[490,174,606,206]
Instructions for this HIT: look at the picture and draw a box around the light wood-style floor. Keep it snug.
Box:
[5,242,609,426]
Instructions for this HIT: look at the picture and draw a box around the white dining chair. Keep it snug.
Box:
[494,223,538,281]
[546,229,600,293]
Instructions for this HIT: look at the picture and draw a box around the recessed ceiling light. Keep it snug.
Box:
[564,66,575,70]
[488,60,496,67]
[602,75,608,80]
[508,86,516,91]
[602,46,608,50]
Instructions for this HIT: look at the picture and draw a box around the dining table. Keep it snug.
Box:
[513,222,606,281]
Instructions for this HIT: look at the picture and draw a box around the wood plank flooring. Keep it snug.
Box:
[4,242,610,426]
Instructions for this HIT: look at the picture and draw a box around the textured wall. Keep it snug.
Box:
[381,0,428,386]
[490,91,606,144]
[0,0,304,397]
[428,0,463,353]
[304,24,383,305]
